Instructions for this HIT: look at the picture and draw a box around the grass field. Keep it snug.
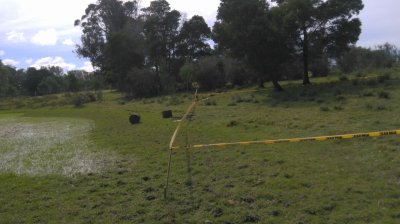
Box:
[0,69,400,223]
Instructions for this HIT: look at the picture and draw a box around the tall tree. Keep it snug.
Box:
[276,0,364,84]
[75,0,143,90]
[142,0,181,75]
[0,61,19,97]
[213,0,292,91]
[177,15,212,62]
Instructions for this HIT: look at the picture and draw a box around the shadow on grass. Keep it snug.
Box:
[266,74,396,108]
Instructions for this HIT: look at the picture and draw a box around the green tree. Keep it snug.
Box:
[142,0,181,75]
[23,67,53,96]
[177,15,212,62]
[0,61,19,97]
[75,0,144,91]
[213,0,292,91]
[276,0,364,84]
[179,62,195,91]
[37,76,62,95]
[192,56,226,91]
[337,44,398,73]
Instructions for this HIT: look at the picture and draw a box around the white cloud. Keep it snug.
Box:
[6,30,26,43]
[0,50,5,56]
[3,59,20,66]
[31,29,58,46]
[80,61,95,72]
[31,57,76,70]
[0,0,96,31]
[62,39,75,46]
[25,58,33,64]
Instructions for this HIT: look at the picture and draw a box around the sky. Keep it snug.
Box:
[0,0,399,71]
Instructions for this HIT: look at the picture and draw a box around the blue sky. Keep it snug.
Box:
[0,0,399,71]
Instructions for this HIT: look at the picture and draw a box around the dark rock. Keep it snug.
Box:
[129,114,140,124]
[162,110,173,118]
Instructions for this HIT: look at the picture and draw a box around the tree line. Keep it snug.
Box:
[0,63,105,98]
[73,0,367,94]
[1,0,399,99]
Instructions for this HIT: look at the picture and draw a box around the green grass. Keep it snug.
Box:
[0,70,400,223]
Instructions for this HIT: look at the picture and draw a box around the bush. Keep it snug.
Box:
[227,120,238,127]
[334,105,344,111]
[361,91,374,97]
[224,58,253,86]
[124,68,159,98]
[378,73,391,83]
[85,92,97,102]
[179,63,195,91]
[339,75,348,81]
[377,104,387,110]
[72,95,84,108]
[168,95,184,105]
[193,56,226,91]
[204,99,217,106]
[96,91,103,102]
[320,106,330,112]
[378,91,390,99]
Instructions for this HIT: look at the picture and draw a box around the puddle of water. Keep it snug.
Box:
[0,116,115,177]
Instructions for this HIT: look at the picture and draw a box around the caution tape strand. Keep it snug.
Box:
[172,130,400,150]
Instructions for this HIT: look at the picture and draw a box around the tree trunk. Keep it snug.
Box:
[302,25,311,85]
[258,78,265,88]
[272,79,283,92]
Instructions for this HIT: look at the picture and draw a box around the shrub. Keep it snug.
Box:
[339,75,348,81]
[123,68,159,98]
[366,79,377,86]
[168,95,184,105]
[72,95,83,108]
[117,100,126,105]
[85,92,97,102]
[361,91,374,97]
[204,99,217,106]
[193,56,226,91]
[336,96,346,101]
[96,91,103,102]
[320,107,330,112]
[378,72,391,83]
[227,120,238,127]
[377,104,387,110]
[365,103,373,110]
[179,63,195,91]
[378,91,390,99]
[224,58,253,86]
[334,105,344,111]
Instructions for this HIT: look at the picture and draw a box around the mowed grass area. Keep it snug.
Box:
[0,69,400,223]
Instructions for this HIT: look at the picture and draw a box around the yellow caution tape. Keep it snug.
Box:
[172,130,400,150]
[169,90,199,149]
